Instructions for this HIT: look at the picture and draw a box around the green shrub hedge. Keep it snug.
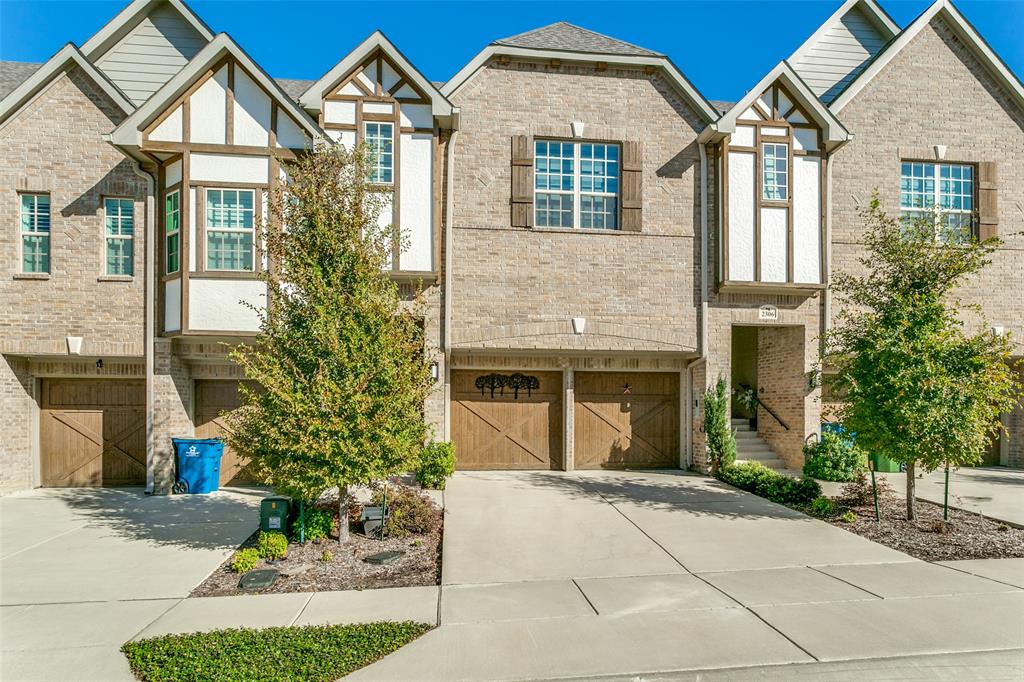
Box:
[416,441,456,490]
[230,547,260,574]
[256,531,288,560]
[121,622,431,682]
[291,507,334,543]
[802,432,865,482]
[717,461,821,505]
[371,485,440,538]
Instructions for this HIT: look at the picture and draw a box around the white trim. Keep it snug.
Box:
[831,0,1024,112]
[108,33,323,149]
[441,45,719,124]
[299,31,454,119]
[80,0,214,61]
[789,0,899,66]
[0,44,135,127]
[707,62,850,148]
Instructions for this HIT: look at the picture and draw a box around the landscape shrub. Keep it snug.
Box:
[841,511,857,523]
[320,550,333,563]
[703,378,737,473]
[810,496,835,517]
[802,432,865,482]
[717,461,821,506]
[230,548,260,574]
[121,622,432,682]
[416,442,456,490]
[839,469,894,506]
[257,531,288,560]
[291,507,334,543]
[371,485,440,538]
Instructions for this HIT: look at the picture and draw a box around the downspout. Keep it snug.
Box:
[683,141,711,469]
[822,150,834,346]
[132,160,157,494]
[442,117,459,440]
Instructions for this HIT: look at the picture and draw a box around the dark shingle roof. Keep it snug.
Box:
[493,22,662,57]
[275,78,314,101]
[0,61,42,100]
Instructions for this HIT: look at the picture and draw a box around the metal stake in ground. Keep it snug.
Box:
[869,460,880,523]
[944,463,950,521]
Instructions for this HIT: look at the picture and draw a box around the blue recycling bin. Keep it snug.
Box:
[172,438,224,494]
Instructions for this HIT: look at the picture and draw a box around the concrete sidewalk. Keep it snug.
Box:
[882,467,1024,527]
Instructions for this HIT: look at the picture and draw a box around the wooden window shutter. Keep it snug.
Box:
[510,135,533,227]
[621,141,643,232]
[978,161,998,240]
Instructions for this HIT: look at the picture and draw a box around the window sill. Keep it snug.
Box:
[98,275,134,283]
[190,271,260,280]
[530,226,632,236]
[13,273,49,281]
[718,280,825,296]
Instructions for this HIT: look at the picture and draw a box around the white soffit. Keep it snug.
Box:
[830,0,1024,112]
[0,43,134,127]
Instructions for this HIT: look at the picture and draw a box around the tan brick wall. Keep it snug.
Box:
[0,356,36,493]
[1007,360,1024,469]
[152,339,194,493]
[449,59,704,353]
[831,15,1024,343]
[756,326,813,469]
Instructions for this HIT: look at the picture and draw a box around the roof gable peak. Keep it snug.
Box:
[493,21,662,57]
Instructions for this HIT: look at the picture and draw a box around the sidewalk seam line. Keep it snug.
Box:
[589,489,692,573]
[288,593,315,626]
[806,565,887,600]
[570,578,600,615]
[0,523,89,561]
[929,562,1024,591]
[125,598,182,642]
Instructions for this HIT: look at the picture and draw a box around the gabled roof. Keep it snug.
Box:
[830,0,1024,112]
[298,31,455,120]
[701,61,850,150]
[108,33,323,148]
[0,44,134,127]
[275,78,314,102]
[0,61,42,100]
[80,0,214,61]
[790,0,899,65]
[442,23,718,124]
[493,22,662,57]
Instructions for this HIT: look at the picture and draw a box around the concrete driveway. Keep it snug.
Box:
[350,470,1024,681]
[1,487,264,681]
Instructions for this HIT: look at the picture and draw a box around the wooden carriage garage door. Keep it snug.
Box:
[451,370,562,470]
[194,380,258,485]
[574,372,679,469]
[40,379,146,487]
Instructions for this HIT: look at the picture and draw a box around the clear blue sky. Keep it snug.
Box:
[1,0,1021,102]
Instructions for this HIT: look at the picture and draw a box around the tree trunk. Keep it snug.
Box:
[905,460,916,521]
[338,485,349,544]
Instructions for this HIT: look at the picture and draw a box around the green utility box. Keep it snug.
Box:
[260,497,290,533]
[869,453,901,473]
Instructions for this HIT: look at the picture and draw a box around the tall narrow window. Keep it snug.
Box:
[762,143,788,200]
[534,140,620,230]
[165,190,180,274]
[20,193,50,274]
[104,198,134,276]
[206,188,255,271]
[364,122,394,184]
[900,162,974,242]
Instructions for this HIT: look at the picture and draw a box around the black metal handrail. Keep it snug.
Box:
[738,384,789,431]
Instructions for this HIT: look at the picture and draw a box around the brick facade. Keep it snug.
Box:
[449,59,704,355]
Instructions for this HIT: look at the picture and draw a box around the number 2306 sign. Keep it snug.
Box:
[758,305,779,321]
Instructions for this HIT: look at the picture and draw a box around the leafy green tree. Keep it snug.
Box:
[826,197,1020,520]
[227,143,434,543]
[704,377,737,475]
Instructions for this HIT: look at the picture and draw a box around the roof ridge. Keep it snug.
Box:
[492,21,663,57]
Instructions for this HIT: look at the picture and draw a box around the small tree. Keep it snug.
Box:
[227,143,434,543]
[826,197,1020,520]
[704,378,737,475]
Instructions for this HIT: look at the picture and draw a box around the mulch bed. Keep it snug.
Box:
[191,505,442,598]
[821,493,1024,562]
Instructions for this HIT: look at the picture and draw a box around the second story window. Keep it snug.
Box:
[20,193,50,274]
[900,162,974,242]
[535,141,620,230]
[762,143,788,201]
[364,122,394,184]
[206,188,255,271]
[165,190,180,274]
[104,198,134,276]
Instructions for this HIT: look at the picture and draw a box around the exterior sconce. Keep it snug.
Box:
[96,359,103,370]
[429,361,439,381]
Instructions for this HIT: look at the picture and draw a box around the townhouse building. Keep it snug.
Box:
[1,0,1021,494]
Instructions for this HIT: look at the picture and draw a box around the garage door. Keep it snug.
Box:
[574,372,679,469]
[451,370,562,470]
[195,380,258,485]
[40,379,146,487]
